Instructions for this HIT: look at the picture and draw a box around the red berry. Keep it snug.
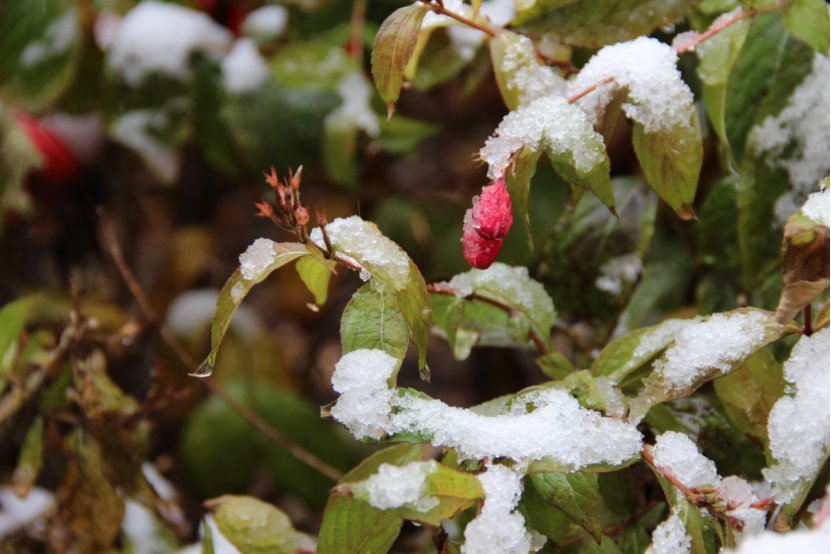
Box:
[471,176,512,240]
[462,209,503,269]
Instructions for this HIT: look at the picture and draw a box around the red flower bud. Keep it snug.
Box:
[294,205,309,226]
[471,176,512,240]
[462,209,503,269]
[14,112,79,184]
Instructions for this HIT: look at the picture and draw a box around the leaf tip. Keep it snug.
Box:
[677,204,697,221]
[386,102,396,121]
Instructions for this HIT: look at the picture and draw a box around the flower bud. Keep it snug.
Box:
[462,209,503,269]
[471,176,513,240]
[294,205,309,226]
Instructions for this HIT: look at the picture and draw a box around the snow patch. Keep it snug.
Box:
[646,511,691,554]
[239,238,279,281]
[242,5,289,41]
[330,349,397,440]
[222,38,270,94]
[354,460,440,513]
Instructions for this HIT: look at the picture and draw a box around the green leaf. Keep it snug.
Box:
[529,472,603,542]
[618,526,650,554]
[371,4,430,115]
[505,147,542,253]
[0,296,33,394]
[490,31,565,110]
[318,445,424,554]
[537,350,575,380]
[324,219,431,368]
[696,15,750,145]
[629,308,790,422]
[349,461,483,526]
[631,110,702,220]
[696,178,742,314]
[576,535,624,553]
[209,495,303,554]
[541,177,656,322]
[198,243,308,375]
[520,476,574,544]
[0,106,41,224]
[407,29,472,91]
[713,348,784,441]
[12,415,43,497]
[512,0,692,48]
[295,256,333,306]
[341,282,410,364]
[782,0,830,55]
[0,0,83,111]
[376,115,439,155]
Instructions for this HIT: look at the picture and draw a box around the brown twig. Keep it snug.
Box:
[416,0,499,37]
[803,304,813,337]
[567,75,615,104]
[427,282,549,355]
[98,210,344,482]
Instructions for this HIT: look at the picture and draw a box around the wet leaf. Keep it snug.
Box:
[295,256,334,306]
[371,4,429,115]
[209,495,302,554]
[505,147,542,254]
[341,282,410,365]
[0,296,33,395]
[782,0,830,55]
[529,472,603,542]
[200,243,308,374]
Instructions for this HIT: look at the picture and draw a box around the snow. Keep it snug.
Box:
[445,262,554,328]
[109,110,179,182]
[479,95,605,179]
[462,464,537,554]
[239,238,279,281]
[649,310,772,392]
[595,253,642,296]
[242,5,289,41]
[203,515,240,554]
[651,431,720,489]
[569,37,695,134]
[724,521,830,553]
[166,288,260,340]
[800,188,830,227]
[329,349,397,440]
[325,73,380,137]
[122,501,170,554]
[763,328,830,503]
[717,476,766,535]
[310,216,411,290]
[108,1,232,85]
[330,348,642,466]
[0,487,54,537]
[422,0,515,61]
[222,39,270,94]
[749,54,830,223]
[645,512,691,554]
[20,11,78,68]
[354,460,440,513]
[496,33,566,106]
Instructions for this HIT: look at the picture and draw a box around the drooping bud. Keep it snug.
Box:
[462,209,503,269]
[471,176,513,240]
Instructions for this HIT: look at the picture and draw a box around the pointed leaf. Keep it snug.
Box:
[208,495,303,554]
[371,4,429,113]
[631,110,702,220]
[12,415,43,497]
[295,256,333,306]
[200,242,308,374]
[505,147,542,253]
[782,0,830,55]
[0,296,34,395]
[713,348,784,441]
[341,282,410,364]
[529,472,603,542]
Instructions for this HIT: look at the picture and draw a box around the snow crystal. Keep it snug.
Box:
[325,73,380,137]
[651,310,772,392]
[222,39,269,94]
[763,328,830,503]
[646,512,691,554]
[20,11,78,68]
[166,288,259,339]
[479,95,605,179]
[724,521,830,553]
[390,387,642,467]
[242,5,289,41]
[239,238,279,281]
[462,464,536,554]
[595,253,642,296]
[355,460,440,513]
[718,476,766,535]
[750,54,830,223]
[652,431,720,488]
[800,188,830,227]
[330,349,397,441]
[310,216,410,290]
[108,1,232,85]
[497,33,566,106]
[109,110,179,181]
[568,37,694,134]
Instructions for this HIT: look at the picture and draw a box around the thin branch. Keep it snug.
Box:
[98,210,344,482]
[427,282,549,355]
[567,75,614,104]
[348,0,367,64]
[416,0,499,37]
[673,8,756,55]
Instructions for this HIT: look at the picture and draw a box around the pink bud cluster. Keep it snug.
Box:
[461,177,513,269]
